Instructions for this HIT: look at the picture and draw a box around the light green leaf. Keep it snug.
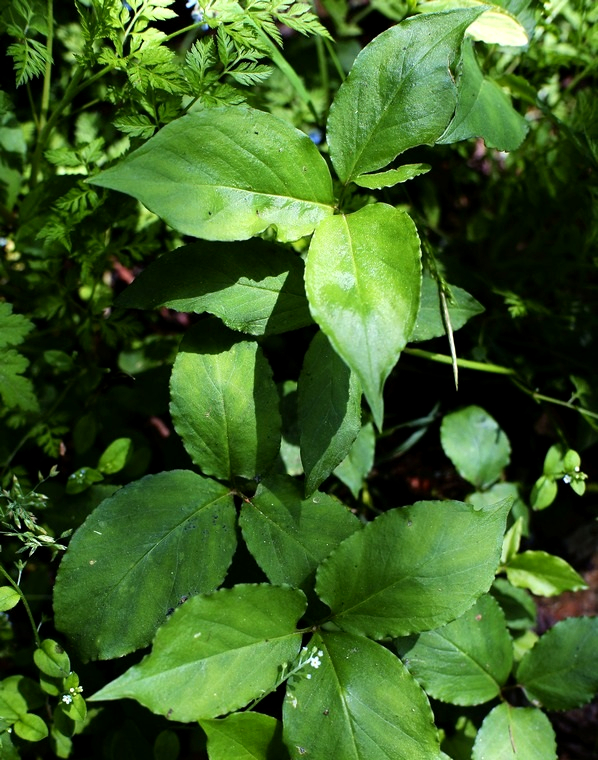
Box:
[89,585,306,722]
[395,594,513,705]
[501,517,523,564]
[89,107,335,242]
[14,713,48,742]
[0,348,39,412]
[327,9,484,183]
[97,438,132,475]
[418,1,529,47]
[334,421,376,499]
[201,713,288,760]
[353,164,431,189]
[54,471,236,661]
[283,632,442,760]
[505,550,587,596]
[410,272,484,342]
[170,323,281,481]
[438,40,528,150]
[239,475,360,591]
[516,617,598,710]
[305,203,421,429]
[33,640,70,679]
[298,331,362,495]
[316,498,511,638]
[0,587,20,612]
[472,705,556,760]
[441,405,511,489]
[0,303,34,349]
[116,240,311,336]
[530,474,558,510]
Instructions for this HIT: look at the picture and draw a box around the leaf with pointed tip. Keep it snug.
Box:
[316,498,511,639]
[505,551,588,596]
[327,9,484,183]
[283,632,443,760]
[89,107,335,242]
[201,712,288,760]
[298,331,362,495]
[410,272,484,342]
[419,1,529,47]
[116,240,312,336]
[89,585,306,722]
[53,471,236,661]
[170,323,281,481]
[334,421,375,498]
[305,203,421,429]
[472,705,556,760]
[353,164,431,189]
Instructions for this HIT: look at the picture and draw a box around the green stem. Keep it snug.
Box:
[316,35,330,113]
[324,38,346,83]
[403,348,516,375]
[39,0,54,131]
[0,563,42,648]
[513,382,598,422]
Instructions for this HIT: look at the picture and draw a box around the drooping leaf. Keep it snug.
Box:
[395,594,513,705]
[54,471,236,661]
[516,617,598,710]
[170,323,281,481]
[441,405,511,489]
[89,107,335,242]
[201,713,288,760]
[333,421,376,498]
[283,632,442,760]
[298,331,362,495]
[410,272,484,342]
[327,9,484,183]
[239,475,361,591]
[418,1,529,47]
[353,164,431,189]
[316,498,511,638]
[472,705,556,760]
[305,203,421,429]
[116,240,312,336]
[33,640,70,679]
[505,551,588,596]
[89,585,306,722]
[438,40,528,150]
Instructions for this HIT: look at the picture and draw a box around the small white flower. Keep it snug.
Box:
[62,694,73,704]
[563,474,572,484]
[306,673,312,679]
[309,656,321,669]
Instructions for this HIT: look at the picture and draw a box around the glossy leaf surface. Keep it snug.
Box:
[201,713,288,760]
[116,241,312,336]
[170,324,281,481]
[90,107,335,242]
[54,471,236,660]
[505,550,588,596]
[298,331,362,494]
[316,498,511,638]
[283,632,442,760]
[89,585,306,722]
[327,9,483,183]
[305,203,421,428]
[472,705,556,760]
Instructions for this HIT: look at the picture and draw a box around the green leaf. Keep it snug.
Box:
[54,471,236,660]
[305,203,421,429]
[283,632,442,760]
[13,713,48,742]
[395,594,513,705]
[89,585,306,721]
[97,437,133,475]
[316,498,511,638]
[410,272,484,342]
[0,303,34,349]
[89,107,335,242]
[65,467,104,495]
[490,578,536,631]
[353,164,431,189]
[201,713,288,760]
[0,587,20,612]
[441,405,511,489]
[327,9,484,183]
[116,240,312,336]
[516,617,598,710]
[530,475,557,510]
[333,421,375,499]
[472,705,556,760]
[239,475,360,591]
[505,551,588,596]
[298,331,362,495]
[33,640,70,679]
[170,324,281,481]
[418,1,529,47]
[438,40,528,151]
[0,348,39,412]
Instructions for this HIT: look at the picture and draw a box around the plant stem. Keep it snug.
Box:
[404,347,516,375]
[40,0,54,132]
[0,562,42,648]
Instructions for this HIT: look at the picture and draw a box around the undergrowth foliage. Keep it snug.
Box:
[1,0,598,758]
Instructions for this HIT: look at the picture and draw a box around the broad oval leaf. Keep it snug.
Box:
[13,713,48,742]
[200,713,288,760]
[395,594,513,705]
[316,498,511,638]
[441,405,511,489]
[516,617,598,710]
[283,632,442,760]
[505,550,587,596]
[305,203,421,429]
[472,705,556,760]
[116,240,312,336]
[419,1,529,47]
[298,330,362,495]
[410,271,484,342]
[327,9,484,183]
[0,586,20,612]
[239,475,361,591]
[170,323,281,481]
[89,585,306,722]
[53,471,236,660]
[89,107,335,242]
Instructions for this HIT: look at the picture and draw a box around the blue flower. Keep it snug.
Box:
[308,128,323,145]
